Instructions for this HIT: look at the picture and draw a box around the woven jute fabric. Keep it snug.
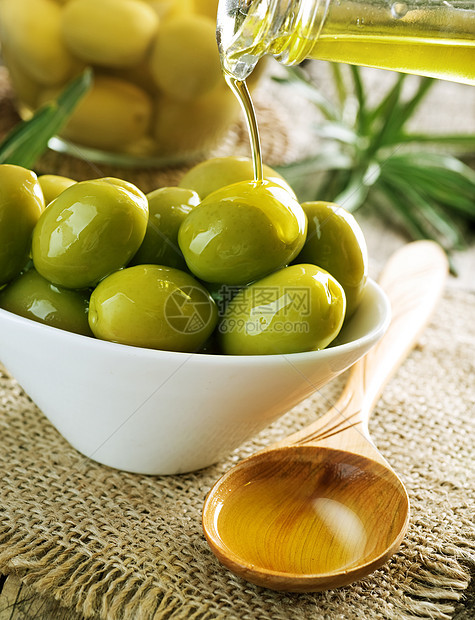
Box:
[0,65,474,619]
[0,286,474,620]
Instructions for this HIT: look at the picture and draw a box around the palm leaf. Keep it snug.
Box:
[0,69,92,168]
[274,63,475,254]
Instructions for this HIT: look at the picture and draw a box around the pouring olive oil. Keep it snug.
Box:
[224,73,264,182]
[218,0,474,185]
[217,0,475,85]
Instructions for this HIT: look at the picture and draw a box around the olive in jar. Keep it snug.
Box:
[61,0,159,69]
[149,14,222,102]
[0,0,76,86]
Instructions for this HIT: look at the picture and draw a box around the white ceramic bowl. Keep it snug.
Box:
[0,279,390,475]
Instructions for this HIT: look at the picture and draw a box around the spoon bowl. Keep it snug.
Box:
[204,446,409,591]
[203,241,448,590]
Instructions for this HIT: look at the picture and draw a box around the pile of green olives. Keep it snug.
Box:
[0,157,368,355]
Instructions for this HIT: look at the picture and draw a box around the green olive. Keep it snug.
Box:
[32,178,148,289]
[192,0,217,19]
[149,14,222,101]
[152,86,240,157]
[143,0,193,19]
[0,0,76,86]
[61,0,159,68]
[0,43,41,109]
[130,187,200,270]
[178,179,307,285]
[178,156,295,200]
[295,201,368,318]
[0,268,93,336]
[0,164,45,286]
[220,264,346,355]
[38,174,77,206]
[98,176,148,204]
[48,75,153,151]
[88,264,218,352]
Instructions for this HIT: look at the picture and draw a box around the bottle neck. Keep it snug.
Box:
[217,0,331,80]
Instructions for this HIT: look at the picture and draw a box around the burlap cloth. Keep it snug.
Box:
[0,66,474,619]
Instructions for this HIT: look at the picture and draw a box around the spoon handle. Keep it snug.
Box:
[285,240,448,459]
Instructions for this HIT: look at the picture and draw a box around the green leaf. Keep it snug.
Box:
[391,152,475,179]
[349,65,367,135]
[330,63,347,110]
[0,68,92,168]
[313,122,360,145]
[376,179,429,240]
[273,63,475,258]
[365,73,406,155]
[274,151,353,202]
[366,74,404,127]
[395,132,475,150]
[378,172,466,250]
[333,161,381,212]
[275,151,353,178]
[382,154,475,219]
[389,77,435,131]
[333,175,370,212]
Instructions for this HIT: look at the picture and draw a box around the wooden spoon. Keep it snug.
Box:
[202,240,448,592]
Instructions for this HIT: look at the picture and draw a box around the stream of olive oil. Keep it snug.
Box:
[223,7,474,187]
[224,72,263,183]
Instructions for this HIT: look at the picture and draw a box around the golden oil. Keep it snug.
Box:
[218,1,475,85]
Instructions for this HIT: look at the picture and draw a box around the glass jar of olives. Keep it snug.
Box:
[0,0,250,166]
